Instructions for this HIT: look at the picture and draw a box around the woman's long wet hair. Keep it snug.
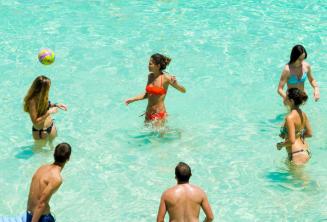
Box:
[24,75,51,116]
[287,88,308,106]
[288,45,307,64]
[151,53,171,71]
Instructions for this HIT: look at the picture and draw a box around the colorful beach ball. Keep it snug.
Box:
[38,48,55,65]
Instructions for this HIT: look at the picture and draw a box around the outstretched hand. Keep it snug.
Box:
[276,142,284,150]
[314,90,320,102]
[56,103,68,111]
[125,98,134,106]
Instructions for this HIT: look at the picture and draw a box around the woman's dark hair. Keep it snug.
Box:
[287,88,308,106]
[288,45,307,64]
[54,143,72,163]
[175,162,191,183]
[151,53,171,71]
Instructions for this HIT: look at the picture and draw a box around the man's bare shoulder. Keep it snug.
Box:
[33,164,51,176]
[162,185,178,196]
[188,184,206,196]
[163,184,205,196]
[189,184,205,191]
[34,164,62,183]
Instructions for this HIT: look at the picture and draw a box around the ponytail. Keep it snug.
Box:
[151,53,171,71]
[287,88,308,106]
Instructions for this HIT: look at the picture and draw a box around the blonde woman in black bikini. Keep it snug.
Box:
[277,88,312,165]
[24,75,67,148]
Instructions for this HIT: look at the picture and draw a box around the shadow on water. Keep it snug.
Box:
[268,112,287,124]
[15,144,34,159]
[258,112,287,135]
[15,142,54,159]
[266,163,319,191]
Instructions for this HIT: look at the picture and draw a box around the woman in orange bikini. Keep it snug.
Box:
[24,75,67,148]
[125,53,186,124]
[277,88,312,165]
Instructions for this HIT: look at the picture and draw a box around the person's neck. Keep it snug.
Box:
[152,70,162,77]
[291,106,300,111]
[53,162,65,171]
[177,181,189,185]
[291,62,302,68]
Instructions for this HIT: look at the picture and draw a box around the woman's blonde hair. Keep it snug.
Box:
[24,75,51,116]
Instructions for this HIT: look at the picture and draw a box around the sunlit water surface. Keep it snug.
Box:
[0,0,326,221]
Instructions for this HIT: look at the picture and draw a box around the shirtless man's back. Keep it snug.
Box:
[26,142,71,222]
[157,162,214,222]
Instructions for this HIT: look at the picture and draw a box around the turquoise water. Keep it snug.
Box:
[0,0,327,221]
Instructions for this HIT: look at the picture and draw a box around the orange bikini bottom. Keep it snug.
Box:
[146,112,167,121]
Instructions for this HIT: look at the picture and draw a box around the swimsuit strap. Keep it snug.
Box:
[292,149,305,155]
[289,64,305,80]
[160,74,164,87]
[295,109,306,142]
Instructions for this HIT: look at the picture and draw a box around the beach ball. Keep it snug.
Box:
[38,48,55,65]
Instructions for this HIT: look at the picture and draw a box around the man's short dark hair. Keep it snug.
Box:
[175,162,192,183]
[54,143,71,163]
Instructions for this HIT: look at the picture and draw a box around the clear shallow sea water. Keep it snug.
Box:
[0,0,326,221]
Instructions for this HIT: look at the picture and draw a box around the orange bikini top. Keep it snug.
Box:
[146,75,167,95]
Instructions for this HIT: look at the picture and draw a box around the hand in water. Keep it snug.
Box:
[276,142,284,150]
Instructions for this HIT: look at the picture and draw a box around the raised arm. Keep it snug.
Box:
[306,64,320,101]
[277,67,289,102]
[31,178,62,222]
[49,101,67,111]
[168,75,186,93]
[156,194,167,222]
[201,193,214,222]
[125,74,152,105]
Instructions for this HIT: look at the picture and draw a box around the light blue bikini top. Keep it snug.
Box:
[287,65,308,85]
[288,72,307,84]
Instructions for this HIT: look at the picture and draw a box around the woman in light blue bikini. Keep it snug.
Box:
[277,45,319,103]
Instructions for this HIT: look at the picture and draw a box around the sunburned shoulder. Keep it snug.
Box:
[165,185,179,193]
[163,73,177,84]
[303,61,310,66]
[283,64,291,73]
[286,112,298,121]
[303,61,311,70]
[189,184,205,193]
[36,164,51,172]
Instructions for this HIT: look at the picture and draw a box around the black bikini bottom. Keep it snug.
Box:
[32,122,54,139]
